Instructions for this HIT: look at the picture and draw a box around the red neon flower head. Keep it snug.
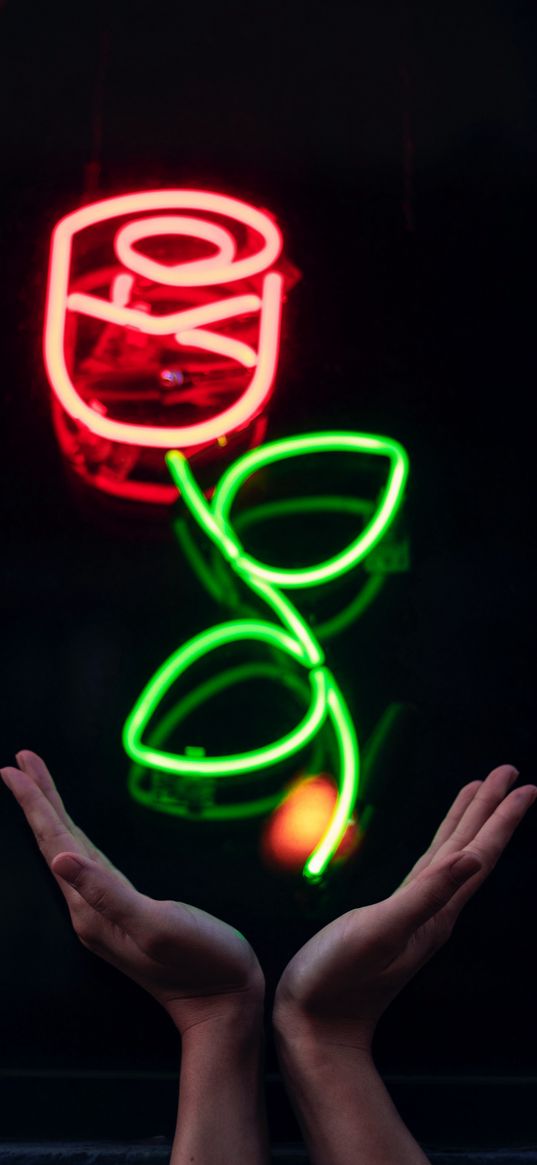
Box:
[44,190,295,501]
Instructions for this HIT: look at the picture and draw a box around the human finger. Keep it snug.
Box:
[1,766,89,866]
[52,852,154,945]
[15,752,91,855]
[0,765,90,909]
[398,780,483,890]
[15,752,133,888]
[425,764,520,867]
[383,850,483,941]
[438,784,537,923]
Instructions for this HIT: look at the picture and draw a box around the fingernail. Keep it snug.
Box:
[451,853,481,880]
[53,855,84,882]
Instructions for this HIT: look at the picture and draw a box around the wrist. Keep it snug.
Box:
[273,997,375,1065]
[172,995,269,1165]
[274,1013,375,1107]
[165,976,265,1042]
[273,1020,428,1165]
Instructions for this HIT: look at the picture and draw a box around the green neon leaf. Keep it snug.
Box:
[123,620,330,778]
[210,432,409,588]
[128,661,314,821]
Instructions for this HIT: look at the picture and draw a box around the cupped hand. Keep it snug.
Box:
[0,752,263,1034]
[274,765,536,1051]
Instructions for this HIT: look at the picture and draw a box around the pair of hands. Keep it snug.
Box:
[1,753,535,1048]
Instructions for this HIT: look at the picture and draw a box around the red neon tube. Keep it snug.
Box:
[43,190,295,501]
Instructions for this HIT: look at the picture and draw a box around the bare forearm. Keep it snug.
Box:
[275,1030,429,1165]
[171,1013,270,1165]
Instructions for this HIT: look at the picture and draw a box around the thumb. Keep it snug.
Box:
[52,852,144,930]
[388,850,482,935]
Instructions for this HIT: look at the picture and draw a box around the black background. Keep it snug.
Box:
[0,0,536,1144]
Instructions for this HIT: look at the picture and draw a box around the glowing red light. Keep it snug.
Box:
[43,190,292,501]
[261,774,361,873]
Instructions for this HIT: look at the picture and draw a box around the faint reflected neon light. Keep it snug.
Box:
[123,431,408,881]
[173,498,386,636]
[232,495,386,638]
[44,190,285,450]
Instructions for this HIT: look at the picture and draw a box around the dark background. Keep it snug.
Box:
[1,0,536,1147]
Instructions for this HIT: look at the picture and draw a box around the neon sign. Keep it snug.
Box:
[123,432,409,881]
[44,190,295,502]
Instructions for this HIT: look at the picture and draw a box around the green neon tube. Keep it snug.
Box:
[174,498,385,641]
[124,428,409,881]
[128,660,314,820]
[211,432,409,588]
[303,675,360,881]
[123,621,331,776]
[230,493,386,640]
[166,450,238,562]
[241,573,324,668]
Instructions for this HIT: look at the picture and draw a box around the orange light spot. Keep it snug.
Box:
[261,774,360,872]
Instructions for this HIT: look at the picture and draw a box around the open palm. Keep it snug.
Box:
[274,765,536,1050]
[0,752,263,1034]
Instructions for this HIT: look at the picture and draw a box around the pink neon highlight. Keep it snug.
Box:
[111,273,135,306]
[46,270,282,448]
[175,329,257,368]
[49,189,282,283]
[44,189,285,450]
[114,215,237,286]
[65,291,262,335]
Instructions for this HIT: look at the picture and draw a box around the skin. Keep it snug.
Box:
[272,764,537,1164]
[1,755,535,1163]
[273,765,536,1047]
[0,751,269,1165]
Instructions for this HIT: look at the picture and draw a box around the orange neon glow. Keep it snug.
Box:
[43,190,286,457]
[261,774,361,873]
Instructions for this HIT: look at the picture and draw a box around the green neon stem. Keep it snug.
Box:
[125,430,409,881]
[241,574,324,668]
[166,450,238,562]
[304,675,360,880]
[174,500,386,641]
